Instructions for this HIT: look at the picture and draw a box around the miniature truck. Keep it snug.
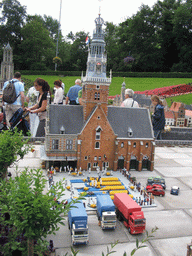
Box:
[96,194,116,229]
[68,200,89,245]
[113,193,146,234]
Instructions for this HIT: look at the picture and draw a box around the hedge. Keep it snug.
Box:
[16,70,82,76]
[17,70,192,78]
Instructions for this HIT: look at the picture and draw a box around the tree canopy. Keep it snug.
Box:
[0,0,192,72]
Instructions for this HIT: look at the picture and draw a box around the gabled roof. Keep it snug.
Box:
[170,102,184,112]
[48,105,154,139]
[49,105,84,134]
[107,106,153,139]
[165,111,175,119]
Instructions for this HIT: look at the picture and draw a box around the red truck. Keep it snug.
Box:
[113,193,146,234]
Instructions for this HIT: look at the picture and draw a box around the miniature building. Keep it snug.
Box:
[164,111,175,126]
[43,13,155,172]
[185,110,192,127]
[0,43,14,92]
[169,102,185,127]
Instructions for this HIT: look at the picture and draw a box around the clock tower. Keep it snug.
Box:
[81,13,112,121]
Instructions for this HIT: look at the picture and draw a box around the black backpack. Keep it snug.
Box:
[3,80,19,104]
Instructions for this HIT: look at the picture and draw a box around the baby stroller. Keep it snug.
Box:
[0,106,8,132]
[9,107,30,136]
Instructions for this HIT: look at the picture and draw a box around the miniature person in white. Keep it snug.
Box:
[53,80,63,104]
[26,86,39,137]
[121,88,139,108]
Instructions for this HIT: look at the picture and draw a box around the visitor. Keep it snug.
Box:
[26,78,51,137]
[3,72,25,127]
[26,85,39,136]
[65,79,82,105]
[59,79,65,91]
[53,80,63,104]
[151,95,165,140]
[121,88,139,108]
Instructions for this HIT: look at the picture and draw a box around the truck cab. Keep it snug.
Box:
[100,211,116,229]
[96,195,116,230]
[128,212,146,234]
[71,222,89,245]
[68,200,89,245]
[114,193,146,235]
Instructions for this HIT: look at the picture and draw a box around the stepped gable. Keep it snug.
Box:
[107,106,153,139]
[49,105,84,134]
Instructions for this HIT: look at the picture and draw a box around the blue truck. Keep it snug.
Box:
[68,200,89,245]
[96,194,116,230]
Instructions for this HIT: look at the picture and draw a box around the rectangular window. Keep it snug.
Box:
[66,139,73,150]
[96,132,100,140]
[52,139,59,150]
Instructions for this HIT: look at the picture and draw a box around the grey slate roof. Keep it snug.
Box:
[133,94,151,108]
[107,106,153,139]
[49,105,84,134]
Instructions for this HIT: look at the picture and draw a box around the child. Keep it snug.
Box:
[151,95,165,140]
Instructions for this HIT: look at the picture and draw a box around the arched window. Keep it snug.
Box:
[95,141,100,149]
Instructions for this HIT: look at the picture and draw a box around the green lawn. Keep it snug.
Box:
[22,75,192,106]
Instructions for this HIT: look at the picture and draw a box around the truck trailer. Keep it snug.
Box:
[96,194,116,229]
[68,200,89,245]
[113,193,146,234]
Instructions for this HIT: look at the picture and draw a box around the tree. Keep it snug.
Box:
[19,19,55,70]
[0,168,84,255]
[171,0,192,71]
[0,129,31,180]
[152,0,181,71]
[117,4,164,72]
[0,0,27,48]
[68,31,89,71]
[27,14,60,41]
[104,22,120,71]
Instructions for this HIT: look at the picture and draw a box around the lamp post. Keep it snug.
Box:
[55,0,62,71]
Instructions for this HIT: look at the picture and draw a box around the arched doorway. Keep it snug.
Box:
[118,156,124,169]
[142,156,150,170]
[129,155,138,170]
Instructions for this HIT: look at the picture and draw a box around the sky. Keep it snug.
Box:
[18,0,157,38]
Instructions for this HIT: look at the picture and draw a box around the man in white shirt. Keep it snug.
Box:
[121,88,139,108]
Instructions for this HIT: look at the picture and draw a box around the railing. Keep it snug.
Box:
[81,76,111,83]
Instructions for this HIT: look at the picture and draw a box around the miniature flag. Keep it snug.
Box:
[85,36,90,45]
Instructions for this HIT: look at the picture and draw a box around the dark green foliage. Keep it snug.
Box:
[0,129,31,179]
[1,0,192,72]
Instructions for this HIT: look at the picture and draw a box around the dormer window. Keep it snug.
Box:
[60,126,65,134]
[128,127,133,137]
